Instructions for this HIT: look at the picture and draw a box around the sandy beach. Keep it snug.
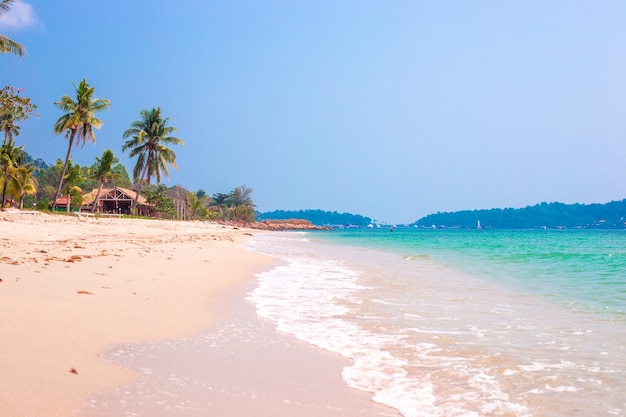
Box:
[0,210,395,417]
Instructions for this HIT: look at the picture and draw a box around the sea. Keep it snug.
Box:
[247,228,626,417]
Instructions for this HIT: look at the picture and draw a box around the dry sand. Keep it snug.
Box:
[0,210,397,417]
[0,210,271,416]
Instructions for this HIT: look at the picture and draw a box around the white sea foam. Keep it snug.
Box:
[246,232,626,417]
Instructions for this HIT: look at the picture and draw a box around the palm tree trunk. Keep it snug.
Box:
[91,181,104,213]
[1,177,7,209]
[52,131,75,211]
[66,190,71,213]
[132,163,150,216]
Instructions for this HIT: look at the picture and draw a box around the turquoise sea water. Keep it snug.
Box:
[248,229,626,417]
[320,229,626,318]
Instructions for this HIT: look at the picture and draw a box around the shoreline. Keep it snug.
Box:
[0,210,395,417]
[82,275,399,417]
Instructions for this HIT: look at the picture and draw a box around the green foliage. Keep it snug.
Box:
[122,107,183,184]
[52,78,110,210]
[34,160,62,202]
[257,209,372,227]
[0,138,25,206]
[415,200,626,229]
[1,85,38,145]
[22,193,34,208]
[0,1,26,56]
[208,185,256,222]
[143,184,176,219]
[110,164,132,188]
[6,164,37,208]
[36,198,50,211]
[188,192,202,220]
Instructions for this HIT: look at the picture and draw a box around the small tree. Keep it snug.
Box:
[88,149,122,212]
[188,192,202,220]
[0,85,36,209]
[55,160,83,213]
[143,184,176,219]
[1,86,38,144]
[6,164,37,208]
[0,139,23,207]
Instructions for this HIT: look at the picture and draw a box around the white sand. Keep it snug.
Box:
[0,210,398,417]
[0,210,271,417]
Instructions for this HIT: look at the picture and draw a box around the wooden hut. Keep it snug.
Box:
[79,187,151,215]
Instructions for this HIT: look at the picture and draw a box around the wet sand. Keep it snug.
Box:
[0,210,396,417]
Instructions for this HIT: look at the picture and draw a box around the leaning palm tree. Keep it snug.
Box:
[6,164,36,208]
[0,0,25,57]
[88,149,121,213]
[52,78,111,210]
[121,108,183,214]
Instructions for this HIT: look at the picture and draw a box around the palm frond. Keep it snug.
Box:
[0,35,25,57]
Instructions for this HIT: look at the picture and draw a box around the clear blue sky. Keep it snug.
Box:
[2,1,625,224]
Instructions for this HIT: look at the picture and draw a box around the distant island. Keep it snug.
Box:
[256,209,372,228]
[258,200,626,230]
[414,199,626,230]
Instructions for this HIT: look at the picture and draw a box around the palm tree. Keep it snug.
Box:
[0,0,25,57]
[121,108,183,214]
[52,78,111,210]
[0,110,20,144]
[88,149,121,213]
[0,138,23,208]
[6,164,36,208]
[228,185,254,207]
[188,192,202,220]
[56,160,83,213]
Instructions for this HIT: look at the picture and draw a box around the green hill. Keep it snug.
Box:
[415,200,626,229]
[257,209,372,227]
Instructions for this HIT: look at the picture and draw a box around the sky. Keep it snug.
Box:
[1,1,625,224]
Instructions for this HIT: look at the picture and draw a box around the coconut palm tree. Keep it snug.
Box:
[52,78,111,210]
[88,149,121,213]
[0,138,23,208]
[0,0,25,57]
[58,161,83,213]
[6,164,36,208]
[121,107,183,214]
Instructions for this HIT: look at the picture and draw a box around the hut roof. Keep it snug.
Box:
[57,187,148,206]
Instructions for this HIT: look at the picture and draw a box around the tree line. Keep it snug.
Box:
[0,83,256,221]
[415,200,626,229]
[257,209,372,227]
[1,3,256,222]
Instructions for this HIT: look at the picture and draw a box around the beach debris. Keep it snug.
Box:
[77,290,93,295]
[0,256,19,265]
[70,368,78,375]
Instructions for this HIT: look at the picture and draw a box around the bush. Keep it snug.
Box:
[36,199,50,211]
